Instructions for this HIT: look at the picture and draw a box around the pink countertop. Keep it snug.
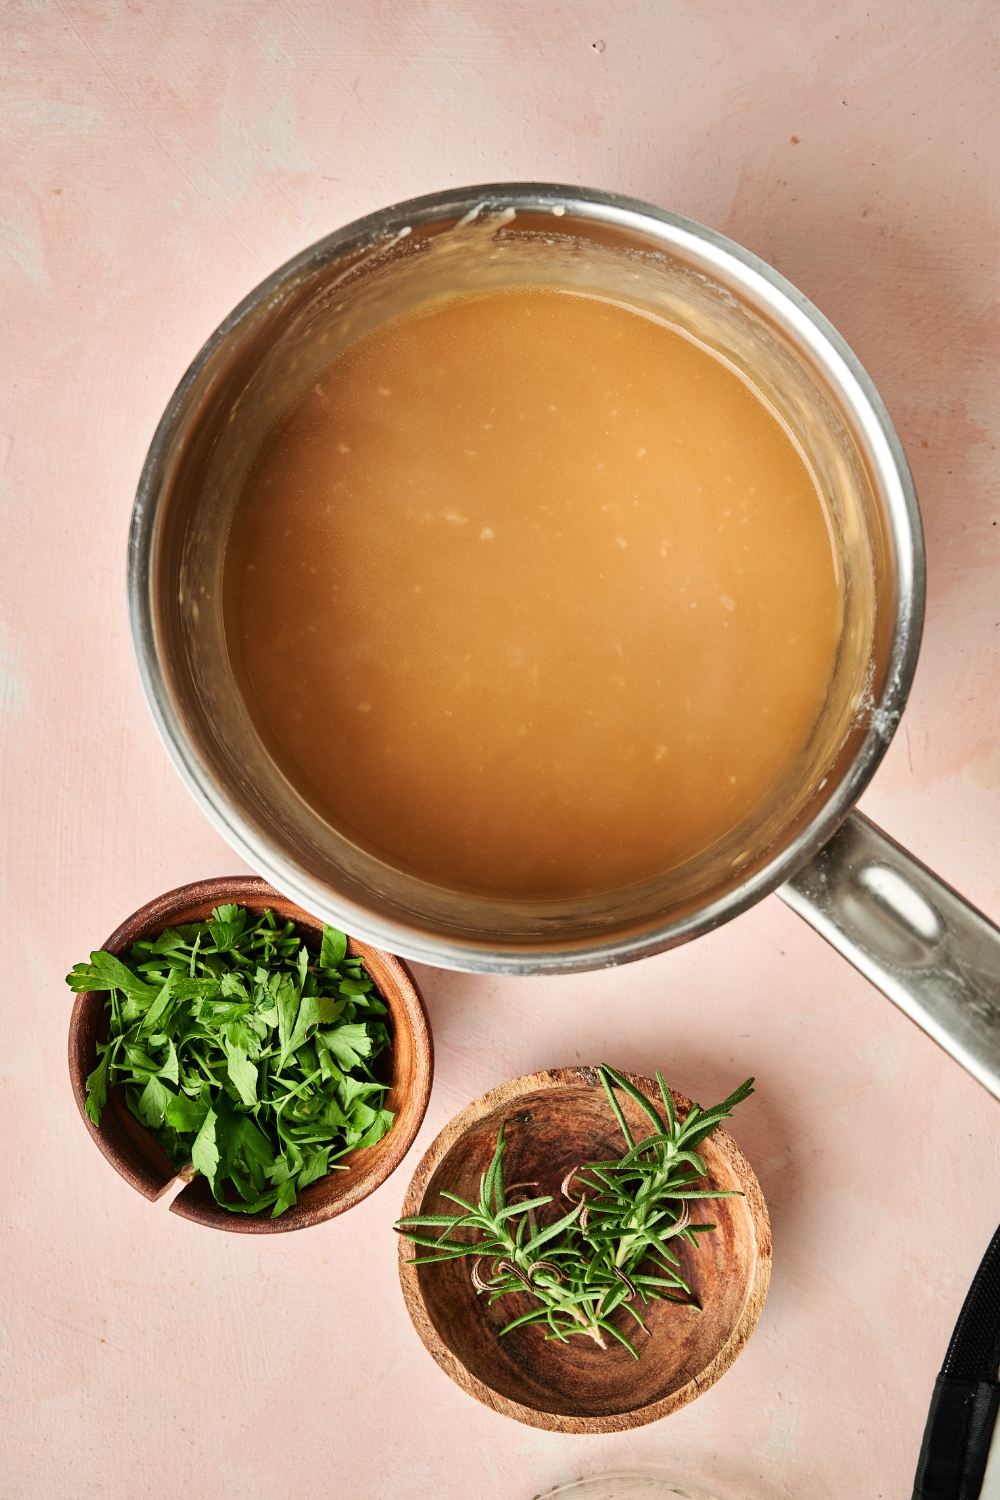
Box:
[3,4,999,1496]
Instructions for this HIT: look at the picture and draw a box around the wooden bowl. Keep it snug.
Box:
[398,1067,770,1432]
[68,876,433,1232]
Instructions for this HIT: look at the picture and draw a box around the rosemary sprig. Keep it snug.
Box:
[396,1065,753,1357]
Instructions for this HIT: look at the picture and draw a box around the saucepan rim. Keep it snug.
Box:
[128,179,924,973]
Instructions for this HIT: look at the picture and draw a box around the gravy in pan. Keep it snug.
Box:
[226,285,842,899]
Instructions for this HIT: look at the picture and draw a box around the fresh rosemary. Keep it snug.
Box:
[396,1065,753,1357]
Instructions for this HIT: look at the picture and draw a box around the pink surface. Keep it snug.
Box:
[2,3,999,1496]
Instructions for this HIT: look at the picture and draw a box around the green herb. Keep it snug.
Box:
[67,906,394,1217]
[395,1065,753,1357]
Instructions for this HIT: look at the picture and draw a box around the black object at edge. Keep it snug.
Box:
[913,1224,1000,1499]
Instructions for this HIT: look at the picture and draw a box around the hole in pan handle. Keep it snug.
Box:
[779,810,1000,1102]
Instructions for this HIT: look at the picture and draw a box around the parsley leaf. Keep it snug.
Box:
[320,924,347,967]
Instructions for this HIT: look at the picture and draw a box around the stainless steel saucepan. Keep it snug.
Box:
[128,182,1000,1100]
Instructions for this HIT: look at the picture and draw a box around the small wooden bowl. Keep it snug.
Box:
[398,1067,770,1432]
[68,876,433,1232]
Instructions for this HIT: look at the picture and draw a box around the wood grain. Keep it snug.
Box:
[398,1067,770,1432]
[68,876,433,1232]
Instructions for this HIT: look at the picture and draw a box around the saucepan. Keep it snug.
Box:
[128,182,1000,1099]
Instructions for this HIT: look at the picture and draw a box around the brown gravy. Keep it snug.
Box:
[226,286,843,899]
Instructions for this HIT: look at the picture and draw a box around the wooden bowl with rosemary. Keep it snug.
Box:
[67,876,433,1232]
[397,1066,769,1432]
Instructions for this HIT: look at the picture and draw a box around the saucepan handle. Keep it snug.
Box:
[777,811,1000,1101]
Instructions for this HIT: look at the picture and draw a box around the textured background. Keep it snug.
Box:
[2,3,999,1497]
